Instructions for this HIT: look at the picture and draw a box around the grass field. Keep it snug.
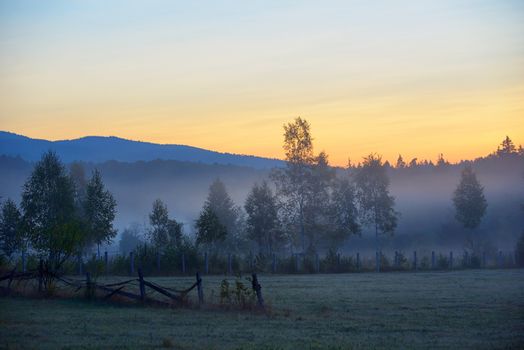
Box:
[1,269,523,349]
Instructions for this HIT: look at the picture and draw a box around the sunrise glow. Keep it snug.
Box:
[1,1,523,165]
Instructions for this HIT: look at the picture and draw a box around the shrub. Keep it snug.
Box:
[420,256,430,270]
[219,275,255,309]
[395,251,409,270]
[380,252,391,271]
[110,254,130,275]
[322,249,340,273]
[437,254,449,269]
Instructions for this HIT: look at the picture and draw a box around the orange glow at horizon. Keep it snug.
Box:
[1,1,523,166]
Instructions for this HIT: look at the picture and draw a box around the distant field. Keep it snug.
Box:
[1,270,523,349]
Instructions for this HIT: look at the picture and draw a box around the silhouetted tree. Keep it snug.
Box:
[328,176,360,249]
[354,154,398,257]
[70,162,87,204]
[271,117,315,252]
[453,165,487,230]
[497,136,516,156]
[84,169,117,257]
[203,178,242,250]
[21,151,84,271]
[303,151,337,252]
[0,198,22,260]
[148,199,183,249]
[517,174,524,266]
[437,153,449,167]
[409,158,418,168]
[119,223,144,255]
[206,179,239,233]
[396,155,406,169]
[195,206,227,251]
[167,218,183,248]
[245,181,281,255]
[149,199,169,248]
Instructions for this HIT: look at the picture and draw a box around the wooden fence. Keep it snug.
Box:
[11,249,520,277]
[0,263,265,309]
[91,249,520,275]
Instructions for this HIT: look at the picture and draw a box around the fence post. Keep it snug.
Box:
[78,255,83,275]
[356,253,360,271]
[227,253,232,275]
[6,268,14,294]
[104,251,109,274]
[376,251,380,273]
[85,272,92,300]
[413,251,417,271]
[38,258,43,293]
[181,253,186,274]
[21,250,26,273]
[156,252,161,272]
[252,273,264,309]
[204,252,209,274]
[498,251,503,268]
[315,253,320,273]
[449,251,453,270]
[272,254,276,274]
[129,252,134,275]
[138,268,145,303]
[196,272,204,306]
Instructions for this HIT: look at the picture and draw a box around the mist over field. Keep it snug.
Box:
[2,1,524,349]
[1,147,522,254]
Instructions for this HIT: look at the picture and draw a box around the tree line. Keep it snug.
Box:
[118,119,521,264]
[1,119,523,271]
[0,152,116,271]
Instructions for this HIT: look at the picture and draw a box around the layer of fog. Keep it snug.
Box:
[1,155,522,256]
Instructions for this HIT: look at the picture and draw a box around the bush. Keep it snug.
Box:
[84,255,105,277]
[394,251,409,270]
[380,252,391,271]
[110,254,130,275]
[460,250,481,269]
[219,275,255,309]
[322,249,340,273]
[437,254,449,269]
[420,256,430,270]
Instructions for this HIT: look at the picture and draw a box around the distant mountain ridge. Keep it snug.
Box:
[0,131,284,169]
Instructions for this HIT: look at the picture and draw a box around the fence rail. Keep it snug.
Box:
[0,263,204,307]
[0,263,266,310]
[9,249,521,278]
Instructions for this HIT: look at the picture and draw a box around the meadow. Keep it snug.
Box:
[1,269,523,349]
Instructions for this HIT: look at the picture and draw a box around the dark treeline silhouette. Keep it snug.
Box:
[0,151,116,277]
[1,124,523,270]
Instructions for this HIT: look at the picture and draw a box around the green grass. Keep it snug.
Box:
[1,270,523,349]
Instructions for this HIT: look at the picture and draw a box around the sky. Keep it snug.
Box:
[0,0,523,166]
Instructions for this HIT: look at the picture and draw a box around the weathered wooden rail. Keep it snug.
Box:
[0,263,205,308]
[0,263,265,310]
